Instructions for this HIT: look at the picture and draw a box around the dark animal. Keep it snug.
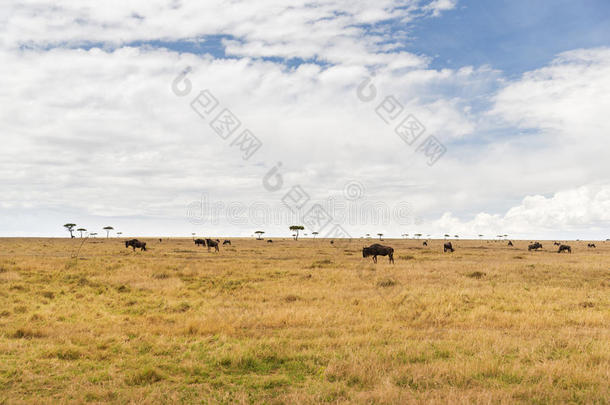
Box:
[362,244,394,264]
[423,241,428,246]
[558,244,571,253]
[443,242,454,252]
[528,242,543,251]
[206,239,219,252]
[553,241,561,246]
[223,240,231,245]
[125,239,146,251]
[159,238,162,243]
[587,243,596,248]
[194,239,206,247]
[330,240,334,245]
[267,239,273,243]
[508,241,513,246]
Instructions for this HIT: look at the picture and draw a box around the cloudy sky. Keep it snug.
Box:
[2,0,610,239]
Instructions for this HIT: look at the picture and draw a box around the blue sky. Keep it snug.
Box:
[405,0,610,76]
[2,0,610,238]
[115,1,610,77]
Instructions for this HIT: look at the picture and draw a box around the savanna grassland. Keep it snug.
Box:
[0,237,608,404]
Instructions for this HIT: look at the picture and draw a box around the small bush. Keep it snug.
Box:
[377,278,396,287]
[11,328,45,339]
[125,367,164,386]
[41,291,55,299]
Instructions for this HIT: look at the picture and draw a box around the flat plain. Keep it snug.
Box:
[0,237,608,404]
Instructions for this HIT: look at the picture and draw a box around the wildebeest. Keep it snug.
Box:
[194,238,206,247]
[223,240,231,245]
[267,239,273,243]
[528,242,543,251]
[587,243,596,248]
[159,238,162,243]
[206,239,219,252]
[443,242,454,253]
[553,241,561,246]
[362,244,394,264]
[558,244,572,253]
[330,240,334,245]
[508,241,513,246]
[125,239,146,251]
[423,241,428,246]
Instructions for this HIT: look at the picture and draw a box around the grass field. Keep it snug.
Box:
[0,237,608,404]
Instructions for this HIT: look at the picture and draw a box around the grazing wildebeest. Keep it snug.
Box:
[206,239,219,252]
[125,239,146,251]
[587,243,596,248]
[223,240,231,245]
[423,241,428,246]
[553,241,561,246]
[443,242,454,253]
[330,240,334,245]
[508,241,513,246]
[267,239,273,243]
[528,242,543,251]
[159,238,162,243]
[194,239,206,247]
[362,244,394,264]
[558,244,572,253]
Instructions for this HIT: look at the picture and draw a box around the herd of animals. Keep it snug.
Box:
[122,237,597,264]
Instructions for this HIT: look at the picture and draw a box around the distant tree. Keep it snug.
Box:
[76,228,87,238]
[289,225,304,240]
[414,233,422,239]
[90,233,98,238]
[478,234,484,239]
[255,230,265,240]
[454,235,459,239]
[191,232,196,240]
[63,223,76,238]
[116,232,122,237]
[103,226,114,238]
[365,233,371,238]
[377,233,383,240]
[401,233,409,239]
[444,234,450,239]
[312,231,319,239]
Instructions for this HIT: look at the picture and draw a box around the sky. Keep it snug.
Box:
[1,0,610,239]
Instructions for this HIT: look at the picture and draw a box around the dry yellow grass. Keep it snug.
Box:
[0,237,608,404]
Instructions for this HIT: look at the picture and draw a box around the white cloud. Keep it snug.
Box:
[1,1,609,239]
[428,185,610,239]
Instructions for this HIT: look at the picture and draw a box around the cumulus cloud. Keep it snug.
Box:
[1,1,608,239]
[427,185,610,239]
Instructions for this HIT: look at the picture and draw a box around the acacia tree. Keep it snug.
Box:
[103,226,114,238]
[414,233,422,239]
[401,233,409,239]
[312,231,319,239]
[377,233,383,240]
[77,228,87,238]
[116,232,123,237]
[255,230,265,240]
[64,223,76,238]
[289,225,304,240]
[90,233,98,238]
[444,234,450,240]
[191,233,196,240]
